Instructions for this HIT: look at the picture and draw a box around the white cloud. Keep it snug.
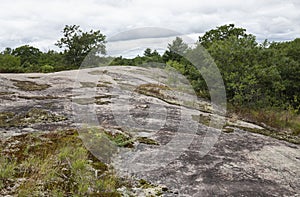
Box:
[0,0,299,51]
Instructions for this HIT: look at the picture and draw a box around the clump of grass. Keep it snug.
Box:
[104,131,134,148]
[0,129,126,196]
[11,79,50,91]
[0,157,16,190]
[229,106,300,144]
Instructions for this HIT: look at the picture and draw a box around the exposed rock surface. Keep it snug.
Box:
[1,66,299,196]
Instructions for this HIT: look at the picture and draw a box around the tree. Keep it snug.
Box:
[56,25,106,67]
[2,47,12,55]
[162,37,188,62]
[143,48,152,57]
[12,45,41,66]
[199,24,249,48]
[0,54,21,73]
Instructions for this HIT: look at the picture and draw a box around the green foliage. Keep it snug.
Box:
[0,129,124,196]
[37,50,65,71]
[2,47,12,55]
[144,48,152,57]
[56,25,106,67]
[199,24,249,48]
[162,37,188,62]
[40,64,54,73]
[0,157,16,189]
[0,54,21,72]
[12,45,42,66]
[0,49,65,73]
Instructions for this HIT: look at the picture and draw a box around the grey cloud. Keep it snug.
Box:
[108,27,181,42]
[0,0,299,51]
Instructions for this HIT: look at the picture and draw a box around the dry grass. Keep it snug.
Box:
[0,129,126,196]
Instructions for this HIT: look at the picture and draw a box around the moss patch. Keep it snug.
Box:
[229,124,300,144]
[95,100,111,105]
[88,70,108,75]
[97,83,110,88]
[136,83,170,99]
[138,179,164,196]
[104,131,134,148]
[18,95,59,100]
[137,137,159,145]
[11,79,50,91]
[0,112,15,128]
[139,179,154,189]
[192,114,211,126]
[27,76,41,79]
[80,82,97,88]
[0,92,15,96]
[95,95,113,99]
[0,108,67,128]
[222,127,235,133]
[72,96,111,105]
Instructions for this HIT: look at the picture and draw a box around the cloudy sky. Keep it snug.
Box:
[0,0,299,53]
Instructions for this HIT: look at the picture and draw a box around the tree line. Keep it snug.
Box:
[112,25,300,113]
[0,25,106,73]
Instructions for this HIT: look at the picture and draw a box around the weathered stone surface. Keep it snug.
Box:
[1,66,299,196]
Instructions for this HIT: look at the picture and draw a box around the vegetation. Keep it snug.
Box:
[56,25,106,67]
[111,24,300,135]
[0,129,126,196]
[0,108,67,128]
[0,25,106,73]
[11,79,50,91]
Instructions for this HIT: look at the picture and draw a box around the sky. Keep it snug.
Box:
[0,0,300,54]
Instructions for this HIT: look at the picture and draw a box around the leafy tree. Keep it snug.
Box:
[56,25,106,67]
[2,47,12,55]
[199,24,249,48]
[38,50,65,71]
[0,54,21,73]
[40,64,54,73]
[12,45,42,66]
[270,39,300,109]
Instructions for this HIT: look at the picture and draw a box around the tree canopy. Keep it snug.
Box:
[56,25,106,67]
[199,24,249,48]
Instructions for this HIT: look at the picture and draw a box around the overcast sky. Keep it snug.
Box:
[0,0,299,52]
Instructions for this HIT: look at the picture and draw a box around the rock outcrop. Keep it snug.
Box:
[1,66,299,196]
